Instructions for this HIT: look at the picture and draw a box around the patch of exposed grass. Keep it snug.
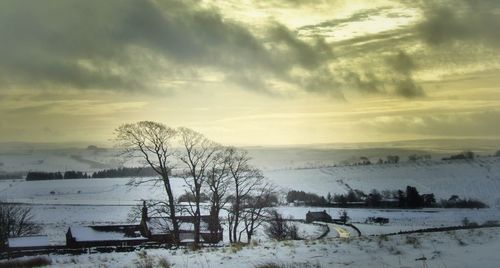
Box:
[157,256,171,268]
[0,256,52,268]
[254,261,321,268]
[230,242,245,253]
[405,236,421,248]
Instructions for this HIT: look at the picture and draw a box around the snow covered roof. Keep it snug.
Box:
[69,225,147,242]
[8,235,50,248]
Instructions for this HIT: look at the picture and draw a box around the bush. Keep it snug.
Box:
[265,211,301,241]
[157,257,171,268]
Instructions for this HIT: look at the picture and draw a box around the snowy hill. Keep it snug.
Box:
[268,157,500,207]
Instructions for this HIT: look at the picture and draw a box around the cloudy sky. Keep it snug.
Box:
[1,0,499,146]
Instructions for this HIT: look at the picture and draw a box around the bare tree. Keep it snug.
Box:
[226,147,266,243]
[177,127,220,247]
[0,202,40,247]
[115,121,180,245]
[241,183,276,243]
[205,147,232,235]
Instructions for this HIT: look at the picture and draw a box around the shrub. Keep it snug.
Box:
[405,236,421,248]
[157,257,171,268]
[135,250,154,268]
[265,211,301,241]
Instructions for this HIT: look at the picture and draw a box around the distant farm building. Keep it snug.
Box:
[306,210,332,223]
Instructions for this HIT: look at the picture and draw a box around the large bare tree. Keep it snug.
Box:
[115,121,180,245]
[177,127,220,247]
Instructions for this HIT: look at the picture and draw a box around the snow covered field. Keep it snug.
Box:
[2,157,500,206]
[2,150,500,266]
[1,157,500,245]
[5,227,500,268]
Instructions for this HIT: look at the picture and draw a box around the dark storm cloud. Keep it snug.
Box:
[0,0,341,96]
[387,51,424,98]
[417,0,500,46]
[3,0,497,100]
[0,0,278,93]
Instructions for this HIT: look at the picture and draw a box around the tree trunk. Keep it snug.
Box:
[163,176,180,246]
[194,184,201,248]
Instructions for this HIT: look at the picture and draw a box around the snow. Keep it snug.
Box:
[11,227,500,267]
[8,235,50,248]
[268,158,500,207]
[2,150,500,266]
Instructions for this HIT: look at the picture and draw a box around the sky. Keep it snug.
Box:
[0,0,499,146]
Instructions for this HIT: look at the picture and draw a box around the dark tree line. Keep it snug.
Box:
[91,167,157,178]
[287,186,487,209]
[442,151,475,160]
[26,171,89,181]
[0,173,24,180]
[25,167,159,181]
[286,190,328,206]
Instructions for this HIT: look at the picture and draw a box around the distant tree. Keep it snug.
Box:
[495,150,500,157]
[440,195,487,208]
[365,189,382,207]
[396,190,406,208]
[333,194,347,206]
[386,155,400,164]
[422,193,436,207]
[405,186,423,208]
[338,209,350,224]
[0,202,40,248]
[327,192,333,204]
[443,151,475,161]
[346,190,358,202]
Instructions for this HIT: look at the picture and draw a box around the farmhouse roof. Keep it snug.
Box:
[8,235,50,248]
[68,225,147,242]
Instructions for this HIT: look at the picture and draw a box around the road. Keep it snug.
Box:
[327,223,351,238]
